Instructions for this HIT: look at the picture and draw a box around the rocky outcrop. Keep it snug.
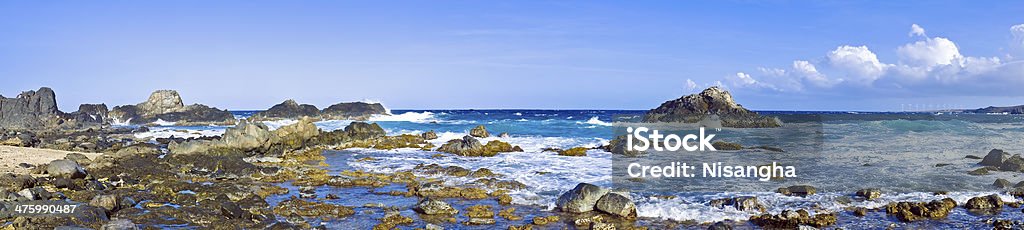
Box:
[642,87,781,128]
[0,87,63,130]
[964,194,1003,210]
[469,125,489,138]
[70,104,108,124]
[320,102,387,120]
[436,136,520,157]
[412,198,458,215]
[885,198,957,222]
[109,90,234,126]
[981,149,1010,167]
[749,209,836,228]
[251,99,321,120]
[169,118,320,155]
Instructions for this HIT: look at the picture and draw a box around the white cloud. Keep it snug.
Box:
[720,23,1024,97]
[827,45,888,83]
[686,79,698,91]
[909,24,927,37]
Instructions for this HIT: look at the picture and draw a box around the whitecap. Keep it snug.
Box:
[576,116,612,126]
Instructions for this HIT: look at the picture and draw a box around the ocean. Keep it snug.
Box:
[133,109,1024,229]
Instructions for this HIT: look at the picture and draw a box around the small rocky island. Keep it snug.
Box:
[251,99,388,121]
[108,90,235,126]
[643,86,781,128]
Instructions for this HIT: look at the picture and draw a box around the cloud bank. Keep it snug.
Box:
[700,24,1024,97]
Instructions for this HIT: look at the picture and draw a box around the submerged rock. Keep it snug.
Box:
[642,86,781,128]
[855,188,882,200]
[557,147,589,157]
[709,196,766,212]
[711,141,742,150]
[556,183,610,213]
[421,130,438,140]
[777,185,816,197]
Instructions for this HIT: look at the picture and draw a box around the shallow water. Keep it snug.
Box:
[145,110,1024,228]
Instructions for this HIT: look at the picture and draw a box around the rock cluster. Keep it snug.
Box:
[642,86,781,128]
[976,149,1024,173]
[749,209,836,228]
[250,100,388,121]
[168,117,320,155]
[885,198,957,222]
[555,183,637,218]
[109,90,234,126]
[436,134,521,157]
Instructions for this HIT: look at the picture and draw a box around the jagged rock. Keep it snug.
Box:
[469,125,489,138]
[320,102,387,120]
[642,87,781,128]
[885,198,957,222]
[749,209,836,228]
[1000,154,1024,172]
[995,179,1012,188]
[108,90,234,126]
[413,198,459,215]
[47,159,87,179]
[71,103,108,124]
[981,149,1010,167]
[709,196,766,212]
[556,183,610,213]
[855,188,882,200]
[170,118,318,155]
[251,99,321,120]
[0,87,62,130]
[964,194,1003,210]
[595,192,637,218]
[421,130,438,140]
[436,135,516,157]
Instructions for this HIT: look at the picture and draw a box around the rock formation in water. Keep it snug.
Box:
[320,102,387,120]
[642,86,781,128]
[109,90,234,126]
[251,99,321,120]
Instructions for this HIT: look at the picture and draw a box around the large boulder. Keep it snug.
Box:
[642,86,781,128]
[0,87,62,130]
[595,192,637,218]
[999,154,1024,172]
[981,149,1010,167]
[885,198,957,222]
[251,99,321,120]
[437,136,485,156]
[413,198,459,215]
[320,102,387,120]
[556,183,610,213]
[271,117,320,149]
[964,194,1003,210]
[470,125,490,138]
[109,90,234,126]
[47,159,87,179]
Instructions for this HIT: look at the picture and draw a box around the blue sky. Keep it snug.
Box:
[2,1,1023,111]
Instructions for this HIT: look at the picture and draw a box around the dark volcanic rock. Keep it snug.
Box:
[70,103,108,124]
[320,102,387,120]
[0,87,62,130]
[642,86,781,128]
[981,149,1010,167]
[108,90,234,126]
[252,99,321,120]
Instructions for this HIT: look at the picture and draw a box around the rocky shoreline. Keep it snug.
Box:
[1,87,1024,229]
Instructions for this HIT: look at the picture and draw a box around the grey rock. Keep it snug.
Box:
[556,183,610,213]
[642,86,781,128]
[47,159,87,179]
[108,90,234,126]
[421,130,438,140]
[100,218,138,230]
[0,87,61,130]
[90,194,121,212]
[595,192,637,217]
[413,198,459,215]
[709,196,765,212]
[994,179,1012,189]
[981,149,1010,167]
[999,154,1024,172]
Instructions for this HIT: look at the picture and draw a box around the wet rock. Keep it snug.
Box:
[852,207,868,216]
[557,147,589,157]
[749,209,836,228]
[532,215,559,225]
[964,194,1003,210]
[497,207,521,220]
[464,205,495,225]
[995,179,1012,189]
[436,136,486,156]
[320,102,387,120]
[374,211,414,229]
[994,219,1022,230]
[602,135,641,156]
[89,194,122,212]
[981,149,1010,167]
[421,130,438,140]
[965,155,982,159]
[969,167,994,175]
[498,132,510,138]
[709,196,765,212]
[855,188,882,200]
[100,218,138,230]
[642,86,781,128]
[1000,154,1024,172]
[777,185,816,197]
[469,125,490,138]
[708,221,734,230]
[47,159,87,179]
[596,192,637,218]
[885,198,956,221]
[18,187,51,200]
[220,201,248,219]
[556,183,610,213]
[324,194,340,200]
[413,198,458,215]
[711,141,742,150]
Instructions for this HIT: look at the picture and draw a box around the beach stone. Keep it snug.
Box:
[469,125,489,138]
[421,130,438,140]
[413,198,459,215]
[18,187,50,200]
[995,179,1012,188]
[89,194,122,212]
[556,183,610,213]
[100,218,138,230]
[855,188,882,200]
[65,152,91,165]
[47,159,87,179]
[999,154,1024,172]
[596,192,637,218]
[11,174,36,190]
[981,149,1010,166]
[964,194,1003,210]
